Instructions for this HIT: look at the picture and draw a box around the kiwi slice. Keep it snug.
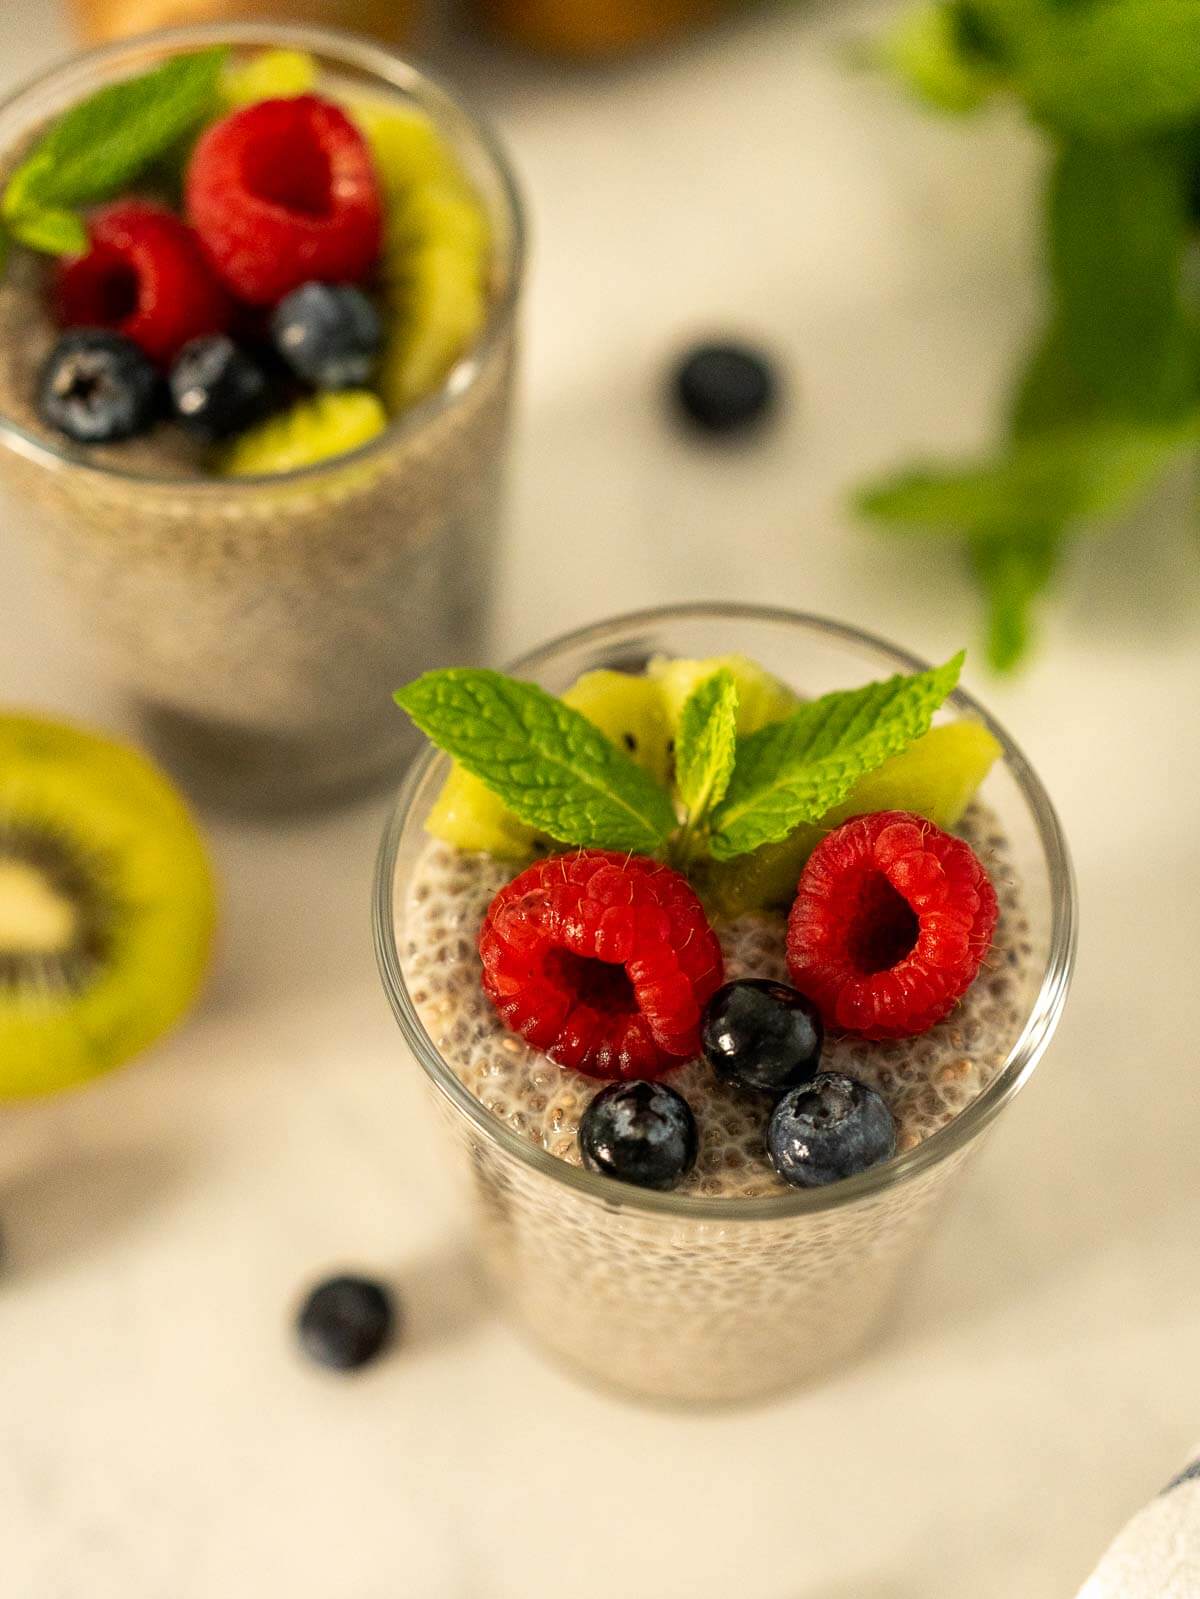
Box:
[351,101,492,415]
[221,391,387,478]
[425,668,674,856]
[649,653,798,736]
[699,721,1002,919]
[220,49,317,107]
[560,670,673,786]
[0,715,216,1098]
[425,766,537,861]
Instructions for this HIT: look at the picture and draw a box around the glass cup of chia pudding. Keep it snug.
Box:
[374,605,1076,1405]
[0,24,523,810]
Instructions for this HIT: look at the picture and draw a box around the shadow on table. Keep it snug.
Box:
[0,1145,181,1281]
[394,1238,491,1356]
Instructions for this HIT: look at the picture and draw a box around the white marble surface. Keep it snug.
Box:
[3,3,1200,1595]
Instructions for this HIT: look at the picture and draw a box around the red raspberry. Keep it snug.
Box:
[786,811,998,1040]
[55,201,232,366]
[186,96,383,306]
[479,851,725,1081]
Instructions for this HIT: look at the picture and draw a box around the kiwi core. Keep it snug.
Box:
[0,859,79,954]
[0,832,109,990]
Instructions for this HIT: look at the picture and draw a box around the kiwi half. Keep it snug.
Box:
[0,715,216,1098]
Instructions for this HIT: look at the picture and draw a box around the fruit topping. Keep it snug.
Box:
[221,389,386,477]
[786,810,998,1039]
[426,766,539,860]
[698,720,1002,918]
[169,334,271,440]
[700,978,823,1095]
[767,1072,896,1188]
[271,281,382,390]
[478,850,724,1079]
[358,102,491,415]
[672,341,778,434]
[221,48,317,109]
[0,713,216,1098]
[186,95,383,306]
[380,240,488,413]
[424,668,674,857]
[55,200,232,366]
[38,329,160,445]
[579,1080,698,1191]
[562,669,673,785]
[649,652,797,737]
[296,1274,397,1371]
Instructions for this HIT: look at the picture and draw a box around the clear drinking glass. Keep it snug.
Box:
[374,606,1077,1404]
[0,24,523,811]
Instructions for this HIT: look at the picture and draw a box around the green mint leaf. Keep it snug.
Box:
[970,527,1062,673]
[856,414,1198,532]
[874,3,1004,115]
[1008,322,1107,438]
[1045,139,1195,424]
[1022,3,1200,138]
[395,669,677,855]
[7,205,88,257]
[707,655,964,861]
[3,47,226,223]
[675,668,738,823]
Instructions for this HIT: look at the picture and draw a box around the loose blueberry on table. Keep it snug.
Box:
[296,1274,398,1371]
[671,340,778,435]
[395,645,1010,1195]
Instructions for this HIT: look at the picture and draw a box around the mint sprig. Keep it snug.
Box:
[860,1,1200,669]
[675,668,738,826]
[706,654,963,861]
[396,655,964,864]
[1,48,226,263]
[395,670,678,855]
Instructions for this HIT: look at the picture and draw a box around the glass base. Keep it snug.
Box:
[138,702,420,817]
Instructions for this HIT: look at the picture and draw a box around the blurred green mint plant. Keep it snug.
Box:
[854,0,1200,670]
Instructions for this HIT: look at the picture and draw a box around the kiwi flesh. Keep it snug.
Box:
[649,653,798,737]
[353,101,493,416]
[0,715,216,1098]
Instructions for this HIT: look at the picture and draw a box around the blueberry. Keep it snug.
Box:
[169,335,271,440]
[38,330,159,444]
[701,979,823,1095]
[296,1274,397,1371]
[767,1073,896,1189]
[672,341,777,434]
[579,1081,698,1191]
[271,282,382,390]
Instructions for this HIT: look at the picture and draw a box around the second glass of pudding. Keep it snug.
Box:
[375,606,1076,1404]
[0,25,522,810]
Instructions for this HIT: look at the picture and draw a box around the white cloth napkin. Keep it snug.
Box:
[1077,1455,1200,1597]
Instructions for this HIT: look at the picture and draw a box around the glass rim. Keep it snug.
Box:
[373,603,1078,1223]
[0,21,525,492]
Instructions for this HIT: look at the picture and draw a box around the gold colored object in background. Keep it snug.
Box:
[70,0,417,45]
[475,0,727,58]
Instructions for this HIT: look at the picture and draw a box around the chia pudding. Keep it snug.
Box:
[0,28,522,809]
[378,610,1074,1402]
[402,802,1030,1201]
